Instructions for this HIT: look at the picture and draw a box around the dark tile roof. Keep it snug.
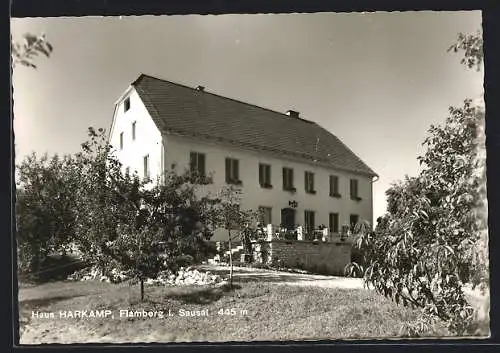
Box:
[132,74,377,177]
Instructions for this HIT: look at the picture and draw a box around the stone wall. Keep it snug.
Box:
[252,240,352,276]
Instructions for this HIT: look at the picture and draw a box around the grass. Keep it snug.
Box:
[18,279,451,344]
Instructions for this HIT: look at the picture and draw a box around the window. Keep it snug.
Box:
[330,175,340,197]
[190,152,206,177]
[119,132,124,150]
[305,171,315,194]
[304,210,315,234]
[124,97,130,112]
[143,154,150,180]
[350,179,361,200]
[259,163,272,188]
[132,121,136,140]
[225,158,241,185]
[282,167,295,191]
[258,206,272,226]
[329,213,339,233]
[350,214,359,231]
[125,167,130,175]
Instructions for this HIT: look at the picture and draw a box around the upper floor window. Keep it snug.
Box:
[143,154,150,180]
[350,179,361,201]
[329,212,339,233]
[304,171,316,194]
[330,175,341,197]
[190,152,206,177]
[124,97,131,112]
[119,132,124,150]
[258,206,273,226]
[282,167,295,192]
[259,163,272,188]
[132,121,136,141]
[225,158,241,185]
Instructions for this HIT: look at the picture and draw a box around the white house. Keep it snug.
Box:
[109,74,378,241]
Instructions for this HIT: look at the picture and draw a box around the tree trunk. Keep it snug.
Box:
[228,230,233,288]
[140,278,145,301]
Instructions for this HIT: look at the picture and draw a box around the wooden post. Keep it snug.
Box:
[266,224,273,241]
[297,225,303,240]
[228,229,233,288]
[322,228,329,242]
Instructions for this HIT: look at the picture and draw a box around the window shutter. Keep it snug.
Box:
[234,159,239,180]
[225,158,231,183]
[190,152,196,173]
[199,153,205,176]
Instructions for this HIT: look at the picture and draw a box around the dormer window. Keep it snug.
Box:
[124,97,131,112]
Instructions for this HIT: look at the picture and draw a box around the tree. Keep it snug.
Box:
[12,33,53,69]
[16,153,78,273]
[211,186,258,288]
[347,31,487,335]
[73,127,219,300]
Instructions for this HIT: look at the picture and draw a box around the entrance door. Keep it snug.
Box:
[281,208,296,230]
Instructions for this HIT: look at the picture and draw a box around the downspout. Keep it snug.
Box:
[371,174,379,229]
[160,134,166,185]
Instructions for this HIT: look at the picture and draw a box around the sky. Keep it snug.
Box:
[11,12,484,222]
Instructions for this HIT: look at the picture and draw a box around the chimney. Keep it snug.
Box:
[286,110,300,118]
[196,85,205,92]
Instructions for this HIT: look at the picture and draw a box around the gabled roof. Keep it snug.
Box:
[132,74,377,178]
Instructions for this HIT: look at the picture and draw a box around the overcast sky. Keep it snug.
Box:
[11,12,483,222]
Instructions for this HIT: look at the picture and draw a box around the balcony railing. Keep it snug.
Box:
[249,224,351,242]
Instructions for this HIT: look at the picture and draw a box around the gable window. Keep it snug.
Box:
[259,163,272,188]
[119,132,124,150]
[225,158,241,185]
[305,171,316,194]
[329,213,339,233]
[258,206,273,226]
[190,152,206,177]
[132,121,136,141]
[282,167,295,192]
[330,175,341,197]
[304,210,315,235]
[350,179,361,200]
[124,97,130,112]
[350,214,359,232]
[143,154,150,180]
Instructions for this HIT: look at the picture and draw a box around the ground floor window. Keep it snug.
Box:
[349,214,359,232]
[258,206,272,226]
[304,210,315,235]
[329,213,339,233]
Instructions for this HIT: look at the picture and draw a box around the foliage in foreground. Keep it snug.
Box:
[12,33,53,69]
[346,31,487,336]
[16,153,79,273]
[16,127,227,300]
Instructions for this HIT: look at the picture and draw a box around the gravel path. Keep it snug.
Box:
[197,265,365,289]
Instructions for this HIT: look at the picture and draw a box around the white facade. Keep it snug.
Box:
[110,87,375,241]
[109,88,164,184]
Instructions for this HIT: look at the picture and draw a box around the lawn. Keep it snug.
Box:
[18,278,451,344]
